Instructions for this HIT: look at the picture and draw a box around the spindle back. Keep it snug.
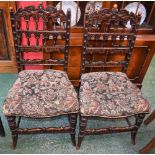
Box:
[81,8,141,74]
[10,3,71,72]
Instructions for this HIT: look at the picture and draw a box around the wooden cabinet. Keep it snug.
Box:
[0,1,155,89]
[0,2,17,73]
[49,1,155,30]
[46,1,155,87]
[66,33,155,87]
[0,9,10,60]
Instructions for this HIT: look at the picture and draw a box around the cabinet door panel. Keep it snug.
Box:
[0,2,17,73]
[0,9,10,60]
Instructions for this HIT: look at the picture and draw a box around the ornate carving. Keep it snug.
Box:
[10,3,71,72]
[19,46,65,53]
[15,5,67,25]
[85,9,141,32]
[20,59,65,66]
[81,8,141,74]
[85,60,127,67]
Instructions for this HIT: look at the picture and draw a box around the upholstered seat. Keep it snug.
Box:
[79,72,150,118]
[3,70,79,118]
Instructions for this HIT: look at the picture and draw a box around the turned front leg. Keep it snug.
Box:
[7,116,18,149]
[76,115,88,150]
[68,113,78,146]
[131,114,145,145]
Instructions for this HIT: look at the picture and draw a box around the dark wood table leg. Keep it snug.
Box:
[144,110,155,125]
[139,137,155,154]
[0,117,5,137]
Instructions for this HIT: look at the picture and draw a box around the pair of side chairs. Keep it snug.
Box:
[2,4,150,149]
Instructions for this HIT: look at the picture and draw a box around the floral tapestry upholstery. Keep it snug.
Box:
[79,72,150,118]
[3,70,79,118]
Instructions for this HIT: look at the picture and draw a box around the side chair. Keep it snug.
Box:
[77,8,150,149]
[3,4,79,149]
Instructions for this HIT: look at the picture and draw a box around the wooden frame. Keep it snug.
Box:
[77,114,145,149]
[10,4,70,72]
[7,114,77,149]
[7,3,78,149]
[47,1,155,30]
[77,8,147,149]
[0,2,17,73]
[45,2,155,89]
[81,8,141,74]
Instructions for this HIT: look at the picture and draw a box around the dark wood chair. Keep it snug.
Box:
[77,8,150,149]
[0,117,5,137]
[3,4,79,149]
[139,110,155,153]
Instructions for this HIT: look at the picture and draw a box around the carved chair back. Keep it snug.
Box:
[81,8,141,74]
[10,4,71,72]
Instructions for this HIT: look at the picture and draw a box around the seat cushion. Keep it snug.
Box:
[3,70,79,118]
[79,72,150,118]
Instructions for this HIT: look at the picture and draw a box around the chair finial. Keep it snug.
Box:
[38,1,43,9]
[113,4,118,9]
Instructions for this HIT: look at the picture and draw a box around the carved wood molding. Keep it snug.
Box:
[10,3,71,72]
[81,8,141,74]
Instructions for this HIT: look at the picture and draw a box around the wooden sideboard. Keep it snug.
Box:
[67,32,155,87]
[0,2,17,73]
[0,1,155,88]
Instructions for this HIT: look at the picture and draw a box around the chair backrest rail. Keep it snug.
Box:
[81,8,140,74]
[10,4,71,72]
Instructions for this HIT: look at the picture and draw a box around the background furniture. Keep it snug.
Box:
[0,2,17,73]
[77,8,150,149]
[139,110,155,153]
[0,117,5,137]
[50,1,155,28]
[3,4,79,149]
[0,1,155,90]
[46,1,155,89]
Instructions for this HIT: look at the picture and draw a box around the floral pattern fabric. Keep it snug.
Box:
[79,72,150,118]
[3,70,79,118]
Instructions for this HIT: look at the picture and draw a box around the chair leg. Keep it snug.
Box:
[131,114,145,145]
[68,113,78,146]
[0,117,5,137]
[76,115,88,150]
[7,116,18,149]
